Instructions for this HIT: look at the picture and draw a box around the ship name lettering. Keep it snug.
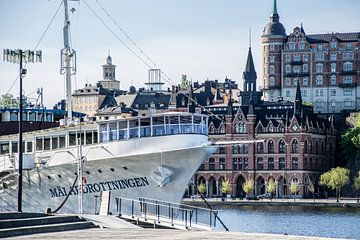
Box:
[49,176,150,198]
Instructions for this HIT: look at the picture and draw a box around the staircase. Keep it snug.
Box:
[0,212,97,238]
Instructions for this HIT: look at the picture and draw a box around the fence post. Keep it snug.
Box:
[131,200,134,218]
[171,207,174,226]
[144,203,147,221]
[185,209,187,229]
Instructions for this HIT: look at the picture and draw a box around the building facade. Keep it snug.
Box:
[191,45,336,199]
[262,0,360,113]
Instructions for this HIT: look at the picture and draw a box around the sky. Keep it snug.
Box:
[0,0,359,107]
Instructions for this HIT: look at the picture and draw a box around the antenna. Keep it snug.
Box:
[249,27,252,48]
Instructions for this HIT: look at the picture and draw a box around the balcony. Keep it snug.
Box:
[291,60,303,65]
[284,73,310,78]
[339,82,357,88]
[340,70,357,76]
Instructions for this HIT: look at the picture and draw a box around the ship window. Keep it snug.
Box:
[140,118,151,137]
[85,171,90,175]
[26,142,33,153]
[77,131,85,145]
[98,169,102,173]
[118,121,128,140]
[58,175,62,178]
[44,137,51,151]
[59,136,66,148]
[123,166,128,170]
[110,168,115,172]
[46,114,52,122]
[52,137,58,149]
[29,112,36,121]
[10,112,17,121]
[11,141,18,153]
[93,131,98,144]
[128,120,138,139]
[86,131,92,145]
[69,132,77,146]
[0,142,10,154]
[36,137,43,151]
[109,122,118,141]
[47,176,51,180]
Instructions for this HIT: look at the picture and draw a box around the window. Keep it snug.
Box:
[303,64,308,73]
[270,56,275,63]
[294,78,298,86]
[316,100,324,107]
[278,140,286,153]
[317,44,323,51]
[344,99,352,107]
[244,158,248,170]
[344,89,352,96]
[331,63,336,73]
[315,89,324,97]
[316,63,323,73]
[219,146,226,154]
[331,100,336,107]
[316,53,324,61]
[291,139,299,153]
[257,158,264,170]
[270,65,275,75]
[316,75,323,85]
[232,158,238,170]
[301,90,307,97]
[293,54,300,61]
[330,53,337,61]
[303,77,308,86]
[268,140,274,153]
[209,158,215,170]
[268,158,275,170]
[299,43,305,50]
[285,78,291,86]
[346,43,352,49]
[330,89,336,96]
[270,45,275,51]
[286,90,290,98]
[289,43,295,51]
[286,54,291,62]
[343,76,353,84]
[303,54,309,62]
[219,125,225,134]
[342,52,354,60]
[292,157,299,170]
[343,62,353,72]
[270,77,275,86]
[219,158,226,170]
[279,157,286,170]
[294,66,300,73]
[330,75,337,85]
[257,142,264,154]
[285,65,291,74]
[330,41,337,49]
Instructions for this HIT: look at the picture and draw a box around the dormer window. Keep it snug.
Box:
[330,40,337,49]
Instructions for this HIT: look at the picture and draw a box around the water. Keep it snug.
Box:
[212,205,360,239]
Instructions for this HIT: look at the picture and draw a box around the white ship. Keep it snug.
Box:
[0,0,215,214]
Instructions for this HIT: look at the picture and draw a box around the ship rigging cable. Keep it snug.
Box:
[5,0,64,96]
[82,0,229,125]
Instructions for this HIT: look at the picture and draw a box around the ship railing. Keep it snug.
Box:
[98,113,209,143]
[115,196,218,230]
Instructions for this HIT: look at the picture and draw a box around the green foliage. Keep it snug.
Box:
[178,74,190,91]
[303,101,313,107]
[197,182,206,194]
[290,181,299,195]
[266,179,276,195]
[242,180,254,195]
[320,167,350,190]
[220,179,231,195]
[354,174,360,192]
[0,94,17,108]
[340,125,360,162]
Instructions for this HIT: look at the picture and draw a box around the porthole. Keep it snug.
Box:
[3,183,8,189]
[58,175,62,178]
[123,167,128,170]
[98,169,102,173]
[47,176,51,180]
[85,171,90,175]
[110,168,115,172]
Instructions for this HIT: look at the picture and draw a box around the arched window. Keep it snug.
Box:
[268,140,274,154]
[309,141,313,153]
[257,142,264,154]
[279,157,286,170]
[291,139,299,153]
[321,141,325,155]
[292,157,299,170]
[268,157,275,170]
[219,125,225,134]
[270,77,275,86]
[209,125,215,134]
[304,140,308,154]
[316,75,323,85]
[257,157,264,170]
[343,62,353,72]
[315,141,319,154]
[331,63,337,73]
[279,140,286,154]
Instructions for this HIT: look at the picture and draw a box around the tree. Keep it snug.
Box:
[320,167,350,202]
[266,179,276,200]
[0,94,18,108]
[353,173,360,203]
[220,179,231,195]
[197,182,207,195]
[242,180,254,197]
[290,181,299,202]
[308,181,316,202]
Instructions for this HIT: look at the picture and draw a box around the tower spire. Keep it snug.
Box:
[249,27,252,48]
[273,0,278,15]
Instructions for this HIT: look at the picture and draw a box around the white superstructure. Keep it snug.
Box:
[0,112,215,213]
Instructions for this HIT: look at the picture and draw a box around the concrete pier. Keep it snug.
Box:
[9,228,347,240]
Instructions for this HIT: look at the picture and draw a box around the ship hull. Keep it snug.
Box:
[0,134,214,214]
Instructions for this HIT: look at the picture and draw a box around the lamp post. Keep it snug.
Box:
[3,49,42,212]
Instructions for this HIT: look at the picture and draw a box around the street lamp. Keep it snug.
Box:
[3,49,42,212]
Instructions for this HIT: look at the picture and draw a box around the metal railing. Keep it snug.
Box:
[115,197,219,230]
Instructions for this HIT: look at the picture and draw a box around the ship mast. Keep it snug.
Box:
[60,0,77,125]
